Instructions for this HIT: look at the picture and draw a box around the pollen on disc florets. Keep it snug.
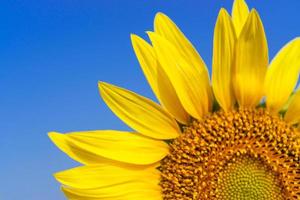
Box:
[159,108,300,200]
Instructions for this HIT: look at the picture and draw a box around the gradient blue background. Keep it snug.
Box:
[1,0,299,199]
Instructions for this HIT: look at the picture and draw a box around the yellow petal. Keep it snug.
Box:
[62,181,162,200]
[48,130,169,165]
[131,34,189,124]
[232,0,250,37]
[99,82,180,139]
[154,13,209,75]
[212,8,237,111]
[130,34,159,100]
[148,32,212,119]
[154,13,213,117]
[55,163,159,189]
[233,10,268,108]
[156,66,190,124]
[264,38,300,112]
[285,90,300,124]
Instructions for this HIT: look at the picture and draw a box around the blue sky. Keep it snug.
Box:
[1,0,299,199]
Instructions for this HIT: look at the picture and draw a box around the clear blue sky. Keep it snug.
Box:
[0,0,299,199]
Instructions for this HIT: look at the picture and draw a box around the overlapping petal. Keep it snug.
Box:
[131,34,189,124]
[130,34,159,99]
[55,163,159,189]
[99,82,181,139]
[232,0,250,36]
[156,66,190,123]
[233,10,268,108]
[49,130,169,165]
[212,8,236,111]
[154,13,209,76]
[285,90,300,124]
[148,32,212,119]
[153,13,213,119]
[264,38,300,112]
[62,181,162,200]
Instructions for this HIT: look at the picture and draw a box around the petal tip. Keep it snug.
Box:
[218,8,230,19]
[146,31,155,37]
[53,172,61,180]
[249,8,259,17]
[53,170,66,182]
[48,132,66,149]
[154,12,166,21]
[146,31,158,43]
[48,131,62,141]
[219,7,227,14]
[130,33,139,42]
[233,0,249,9]
[98,81,109,91]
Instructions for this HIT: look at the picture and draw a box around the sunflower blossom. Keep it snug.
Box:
[49,0,300,199]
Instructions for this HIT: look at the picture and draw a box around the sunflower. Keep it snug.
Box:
[49,0,300,199]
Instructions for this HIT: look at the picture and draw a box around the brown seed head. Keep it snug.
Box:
[160,108,300,200]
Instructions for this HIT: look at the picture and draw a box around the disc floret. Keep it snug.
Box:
[160,108,300,199]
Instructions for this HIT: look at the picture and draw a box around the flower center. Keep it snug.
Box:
[216,155,283,199]
[159,108,300,200]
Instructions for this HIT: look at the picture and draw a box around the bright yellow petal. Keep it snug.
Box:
[131,34,189,124]
[233,10,268,108]
[131,34,159,99]
[264,38,300,112]
[154,13,213,116]
[99,82,180,139]
[156,66,190,124]
[212,8,237,111]
[154,13,209,74]
[232,0,250,37]
[148,32,212,119]
[285,90,300,124]
[55,163,159,189]
[48,130,169,165]
[62,181,162,200]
